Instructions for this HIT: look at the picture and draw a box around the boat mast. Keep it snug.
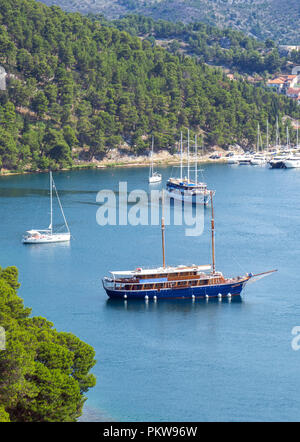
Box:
[276,116,280,147]
[52,178,70,233]
[266,119,269,151]
[180,131,183,181]
[50,171,53,234]
[150,136,154,177]
[187,128,190,182]
[260,132,263,152]
[297,121,299,148]
[257,123,260,152]
[195,134,197,185]
[210,190,216,274]
[161,189,166,268]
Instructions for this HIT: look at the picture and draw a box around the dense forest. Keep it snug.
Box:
[40,0,300,44]
[0,265,96,422]
[96,14,286,75]
[0,0,299,172]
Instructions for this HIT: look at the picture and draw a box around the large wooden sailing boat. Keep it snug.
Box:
[102,192,276,300]
[166,130,215,205]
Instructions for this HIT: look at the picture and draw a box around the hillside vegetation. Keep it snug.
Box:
[98,14,287,76]
[40,0,300,44]
[0,0,299,172]
[0,266,96,421]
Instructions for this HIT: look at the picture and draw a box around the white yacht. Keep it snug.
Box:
[238,154,253,165]
[284,156,300,168]
[250,154,267,166]
[227,155,242,164]
[269,153,288,169]
[23,171,71,244]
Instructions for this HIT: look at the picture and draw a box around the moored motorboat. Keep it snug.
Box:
[268,154,287,169]
[238,154,252,165]
[250,154,267,166]
[283,155,300,168]
[227,155,242,164]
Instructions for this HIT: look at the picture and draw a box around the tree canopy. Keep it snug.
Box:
[104,14,286,75]
[0,0,299,172]
[0,265,96,422]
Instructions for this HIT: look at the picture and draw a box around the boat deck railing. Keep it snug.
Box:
[103,275,246,291]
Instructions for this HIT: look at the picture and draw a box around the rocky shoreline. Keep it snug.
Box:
[0,147,231,176]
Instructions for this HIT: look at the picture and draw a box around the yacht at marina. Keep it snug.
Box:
[238,154,253,165]
[268,153,288,169]
[250,154,267,166]
[284,155,300,169]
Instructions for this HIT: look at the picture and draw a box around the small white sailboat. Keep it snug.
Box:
[149,137,162,184]
[22,171,70,244]
[251,124,267,165]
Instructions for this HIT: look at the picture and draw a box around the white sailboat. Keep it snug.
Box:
[251,123,267,165]
[274,116,281,150]
[22,171,71,244]
[148,137,162,184]
[283,124,300,167]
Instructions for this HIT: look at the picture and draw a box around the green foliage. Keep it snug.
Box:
[0,405,10,421]
[0,266,96,422]
[109,14,286,75]
[0,0,299,172]
[68,0,300,44]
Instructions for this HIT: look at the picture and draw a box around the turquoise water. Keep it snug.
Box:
[0,164,300,421]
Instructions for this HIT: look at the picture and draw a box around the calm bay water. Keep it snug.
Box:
[0,164,300,421]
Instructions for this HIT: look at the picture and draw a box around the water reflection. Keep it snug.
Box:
[0,187,98,198]
[105,296,242,313]
[23,240,71,257]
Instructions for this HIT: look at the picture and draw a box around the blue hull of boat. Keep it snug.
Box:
[104,280,246,300]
